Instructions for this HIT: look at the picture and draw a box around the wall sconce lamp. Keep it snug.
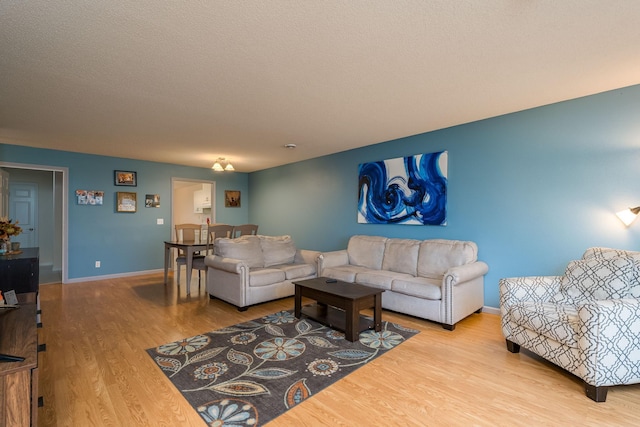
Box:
[616,206,640,226]
[211,158,234,172]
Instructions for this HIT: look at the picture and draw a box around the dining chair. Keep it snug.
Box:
[191,224,236,283]
[233,224,259,237]
[174,223,205,285]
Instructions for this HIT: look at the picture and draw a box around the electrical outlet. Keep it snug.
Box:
[95,261,101,268]
[157,218,164,225]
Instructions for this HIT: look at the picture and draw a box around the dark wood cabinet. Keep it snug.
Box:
[0,293,38,426]
[0,247,39,294]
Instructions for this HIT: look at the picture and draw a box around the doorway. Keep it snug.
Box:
[0,163,68,284]
[170,177,215,269]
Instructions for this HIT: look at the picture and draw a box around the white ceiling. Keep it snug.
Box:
[2,1,640,172]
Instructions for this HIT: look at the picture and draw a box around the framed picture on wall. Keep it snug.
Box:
[225,190,241,207]
[145,194,160,208]
[116,192,137,212]
[114,170,137,186]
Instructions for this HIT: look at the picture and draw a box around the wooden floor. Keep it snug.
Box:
[36,273,640,426]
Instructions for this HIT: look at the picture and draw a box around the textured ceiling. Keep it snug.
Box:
[1,1,640,172]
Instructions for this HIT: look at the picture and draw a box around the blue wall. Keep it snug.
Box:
[0,145,249,279]
[249,85,640,308]
[3,85,640,306]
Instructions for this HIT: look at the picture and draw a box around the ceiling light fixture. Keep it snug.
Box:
[284,144,297,149]
[212,157,234,172]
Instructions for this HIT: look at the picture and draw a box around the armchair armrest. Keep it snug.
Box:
[444,261,489,286]
[578,298,640,386]
[499,275,562,308]
[318,250,349,275]
[205,255,248,274]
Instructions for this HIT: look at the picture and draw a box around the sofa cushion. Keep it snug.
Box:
[215,235,264,268]
[260,235,297,267]
[323,265,370,283]
[552,257,634,305]
[391,277,441,300]
[278,263,316,280]
[347,235,387,270]
[382,238,420,276]
[248,268,286,287]
[509,302,579,348]
[417,239,477,280]
[356,270,412,291]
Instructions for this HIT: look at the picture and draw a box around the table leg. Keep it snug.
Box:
[163,243,170,285]
[373,293,382,332]
[294,286,302,318]
[185,247,193,295]
[346,305,359,342]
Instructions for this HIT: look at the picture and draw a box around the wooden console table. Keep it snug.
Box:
[0,293,39,426]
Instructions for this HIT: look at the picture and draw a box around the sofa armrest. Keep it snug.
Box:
[578,298,640,386]
[205,255,248,274]
[295,249,321,266]
[444,261,489,286]
[318,250,349,275]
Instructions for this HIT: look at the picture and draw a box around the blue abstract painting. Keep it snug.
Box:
[358,151,448,225]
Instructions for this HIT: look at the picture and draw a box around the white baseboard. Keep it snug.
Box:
[64,268,165,284]
[481,306,500,315]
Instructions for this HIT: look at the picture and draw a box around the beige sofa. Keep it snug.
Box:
[318,235,489,330]
[205,235,319,310]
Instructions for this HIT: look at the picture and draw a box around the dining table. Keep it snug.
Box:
[164,239,208,295]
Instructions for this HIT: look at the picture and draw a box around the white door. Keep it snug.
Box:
[9,182,38,248]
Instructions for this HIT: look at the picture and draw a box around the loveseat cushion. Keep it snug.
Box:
[260,235,297,267]
[382,238,420,276]
[508,302,580,348]
[249,268,286,287]
[278,263,316,280]
[552,257,634,305]
[347,235,387,270]
[391,277,441,300]
[417,239,477,280]
[215,235,264,268]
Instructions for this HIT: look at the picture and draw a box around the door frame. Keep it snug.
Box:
[0,161,69,283]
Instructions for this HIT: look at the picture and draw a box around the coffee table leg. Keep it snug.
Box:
[346,305,359,342]
[294,285,302,318]
[374,293,382,332]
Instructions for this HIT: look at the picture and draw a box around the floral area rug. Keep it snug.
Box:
[147,310,419,426]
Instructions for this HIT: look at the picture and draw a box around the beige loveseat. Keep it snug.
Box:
[205,235,319,310]
[318,235,489,330]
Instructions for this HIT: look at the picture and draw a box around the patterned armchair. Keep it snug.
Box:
[500,247,640,402]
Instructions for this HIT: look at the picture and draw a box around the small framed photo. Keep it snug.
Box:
[114,170,137,186]
[75,190,104,205]
[225,190,241,207]
[116,192,137,212]
[145,194,160,208]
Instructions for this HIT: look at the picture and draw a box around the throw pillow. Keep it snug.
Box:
[214,235,264,268]
[552,256,633,305]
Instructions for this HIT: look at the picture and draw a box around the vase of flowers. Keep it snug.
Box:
[0,217,22,254]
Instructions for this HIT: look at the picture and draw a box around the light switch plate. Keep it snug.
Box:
[157,218,164,225]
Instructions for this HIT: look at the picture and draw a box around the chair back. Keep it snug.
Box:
[233,224,259,237]
[205,224,235,253]
[175,223,202,242]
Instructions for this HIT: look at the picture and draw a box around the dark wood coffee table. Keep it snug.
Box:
[293,277,383,342]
